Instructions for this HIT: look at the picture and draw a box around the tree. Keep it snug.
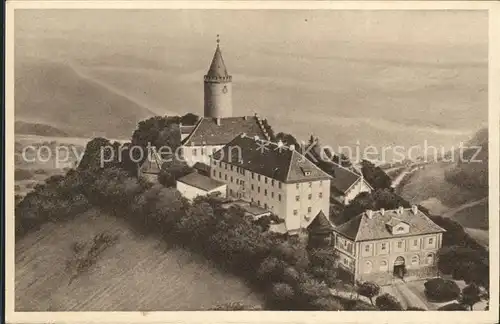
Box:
[375,293,404,310]
[275,132,300,147]
[437,302,468,311]
[360,159,392,190]
[180,113,200,125]
[157,160,194,187]
[460,283,482,310]
[357,281,381,305]
[424,278,460,303]
[268,283,295,309]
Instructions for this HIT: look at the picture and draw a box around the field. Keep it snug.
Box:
[399,162,489,246]
[15,209,263,311]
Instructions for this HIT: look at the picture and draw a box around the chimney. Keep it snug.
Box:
[365,209,373,219]
[380,208,385,215]
[411,205,418,215]
[216,118,221,126]
[289,144,295,151]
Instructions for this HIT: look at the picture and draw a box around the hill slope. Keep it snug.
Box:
[15,121,70,137]
[15,209,262,311]
[399,127,488,245]
[15,59,156,139]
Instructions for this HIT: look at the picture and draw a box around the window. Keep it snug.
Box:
[381,243,387,251]
[257,200,261,206]
[251,173,254,179]
[225,163,228,170]
[279,183,282,189]
[426,253,434,265]
[308,207,312,213]
[213,170,216,176]
[278,194,282,201]
[264,189,268,196]
[413,239,418,246]
[364,261,373,274]
[397,226,405,232]
[258,175,261,181]
[264,203,268,209]
[411,255,419,266]
[320,180,323,187]
[258,187,261,193]
[201,148,205,155]
[213,161,217,166]
[236,179,239,185]
[271,192,274,198]
[251,184,254,190]
[319,192,323,198]
[219,172,222,178]
[397,241,403,249]
[343,258,348,266]
[428,238,434,245]
[231,165,233,171]
[364,245,370,252]
[293,210,298,216]
[193,149,197,156]
[309,182,312,188]
[295,196,300,202]
[380,260,388,271]
[271,180,275,187]
[229,189,233,195]
[231,176,233,183]
[296,183,300,189]
[308,194,312,200]
[265,178,268,184]
[225,175,228,180]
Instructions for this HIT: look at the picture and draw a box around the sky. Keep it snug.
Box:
[14,9,489,161]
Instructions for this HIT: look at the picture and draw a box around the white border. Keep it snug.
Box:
[5,2,500,324]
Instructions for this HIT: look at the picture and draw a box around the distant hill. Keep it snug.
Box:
[15,59,156,139]
[15,121,70,137]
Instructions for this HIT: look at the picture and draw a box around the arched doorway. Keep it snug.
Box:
[393,256,406,278]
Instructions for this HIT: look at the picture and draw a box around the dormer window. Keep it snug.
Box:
[300,167,312,176]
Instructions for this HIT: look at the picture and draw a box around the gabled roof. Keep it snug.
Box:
[334,207,446,242]
[139,147,166,174]
[177,172,226,192]
[307,211,335,235]
[205,44,231,80]
[182,116,270,146]
[211,134,331,184]
[329,163,363,194]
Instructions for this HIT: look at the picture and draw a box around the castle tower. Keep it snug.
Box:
[204,35,233,118]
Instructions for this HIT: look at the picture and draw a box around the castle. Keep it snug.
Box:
[138,39,446,284]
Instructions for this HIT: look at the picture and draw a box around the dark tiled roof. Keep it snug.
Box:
[206,44,230,79]
[193,162,211,174]
[177,172,226,191]
[307,211,335,234]
[212,134,331,183]
[334,207,446,242]
[182,116,270,146]
[180,125,196,134]
[329,163,363,194]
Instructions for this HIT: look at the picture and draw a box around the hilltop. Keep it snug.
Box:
[15,58,155,139]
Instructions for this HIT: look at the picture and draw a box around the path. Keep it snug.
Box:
[442,196,488,218]
[393,280,429,310]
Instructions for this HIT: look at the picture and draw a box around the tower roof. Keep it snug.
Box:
[205,35,231,81]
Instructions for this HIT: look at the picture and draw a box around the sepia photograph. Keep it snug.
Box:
[4,2,499,323]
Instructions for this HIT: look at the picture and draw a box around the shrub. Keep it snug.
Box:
[424,278,460,303]
[375,293,404,311]
[356,281,381,305]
